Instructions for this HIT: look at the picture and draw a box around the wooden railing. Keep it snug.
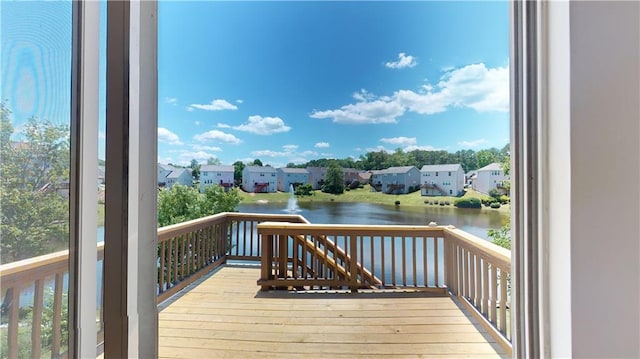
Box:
[258,223,448,291]
[157,212,305,302]
[0,243,105,359]
[0,212,512,356]
[257,222,512,353]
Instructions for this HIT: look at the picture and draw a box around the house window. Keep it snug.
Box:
[435,172,439,176]
[448,172,451,176]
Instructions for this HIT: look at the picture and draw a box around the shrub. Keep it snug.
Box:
[394,200,400,206]
[481,196,497,207]
[294,183,313,196]
[454,197,482,209]
[488,188,502,200]
[444,201,450,205]
[499,195,510,204]
[490,202,501,209]
[349,180,360,190]
[433,200,439,205]
[439,202,445,206]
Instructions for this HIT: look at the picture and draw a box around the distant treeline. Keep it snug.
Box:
[286,145,510,173]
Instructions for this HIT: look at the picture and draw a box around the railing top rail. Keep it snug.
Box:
[0,242,105,278]
[257,221,447,236]
[157,212,308,242]
[444,227,511,270]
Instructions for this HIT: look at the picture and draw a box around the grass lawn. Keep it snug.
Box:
[98,203,105,226]
[237,185,510,213]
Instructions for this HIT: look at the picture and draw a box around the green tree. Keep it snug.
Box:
[322,162,344,194]
[0,103,70,262]
[476,149,499,169]
[157,184,240,227]
[233,160,245,185]
[251,159,263,167]
[190,159,201,181]
[487,223,511,250]
[207,157,221,165]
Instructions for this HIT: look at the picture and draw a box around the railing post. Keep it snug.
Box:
[260,233,274,291]
[349,234,358,292]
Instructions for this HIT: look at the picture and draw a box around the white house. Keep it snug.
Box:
[306,167,327,190]
[370,166,420,194]
[165,168,193,189]
[157,163,175,186]
[242,166,277,193]
[420,164,465,196]
[200,165,234,192]
[277,168,309,192]
[474,163,509,194]
[465,170,477,188]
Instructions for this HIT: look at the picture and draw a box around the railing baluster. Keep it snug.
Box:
[401,236,407,286]
[470,253,476,302]
[173,237,179,284]
[52,272,63,358]
[483,258,489,317]
[475,253,482,307]
[412,236,417,287]
[32,278,45,358]
[434,237,440,287]
[370,236,375,286]
[491,262,498,325]
[380,236,385,285]
[349,234,358,291]
[424,237,428,287]
[499,267,508,336]
[391,236,396,286]
[7,287,19,359]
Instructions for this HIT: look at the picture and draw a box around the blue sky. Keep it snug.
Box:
[2,2,510,168]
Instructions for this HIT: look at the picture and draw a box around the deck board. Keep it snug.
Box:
[159,266,507,359]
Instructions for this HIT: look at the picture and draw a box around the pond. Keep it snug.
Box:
[238,201,509,240]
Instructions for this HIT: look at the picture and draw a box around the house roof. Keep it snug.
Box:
[477,163,503,172]
[376,166,418,174]
[278,167,309,174]
[466,170,478,178]
[167,168,190,179]
[201,165,234,172]
[420,164,463,172]
[158,163,176,171]
[358,172,372,180]
[244,165,277,173]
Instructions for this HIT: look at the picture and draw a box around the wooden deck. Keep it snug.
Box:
[158,266,507,358]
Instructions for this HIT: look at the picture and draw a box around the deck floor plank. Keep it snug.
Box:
[159,266,507,358]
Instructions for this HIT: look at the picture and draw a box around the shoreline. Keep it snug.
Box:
[238,185,511,214]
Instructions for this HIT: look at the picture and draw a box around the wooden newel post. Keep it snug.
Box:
[260,233,274,291]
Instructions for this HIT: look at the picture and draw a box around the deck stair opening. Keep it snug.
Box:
[422,182,445,195]
[253,182,269,193]
[386,183,405,194]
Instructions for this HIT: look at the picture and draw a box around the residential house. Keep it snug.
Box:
[242,166,277,193]
[342,168,360,185]
[465,170,477,188]
[98,165,105,186]
[277,168,309,192]
[306,167,327,190]
[165,168,193,189]
[370,166,420,194]
[475,163,509,194]
[420,164,465,196]
[358,171,372,184]
[157,163,175,187]
[200,165,234,192]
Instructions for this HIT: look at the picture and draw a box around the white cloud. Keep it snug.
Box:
[193,130,242,144]
[192,144,222,152]
[310,97,405,124]
[186,107,194,112]
[236,99,243,104]
[195,121,200,126]
[158,127,183,145]
[385,52,417,69]
[365,145,392,153]
[217,123,232,129]
[311,63,508,125]
[396,63,509,114]
[458,138,488,148]
[233,115,291,135]
[404,144,440,152]
[188,99,238,111]
[165,97,178,106]
[314,142,330,148]
[320,152,334,157]
[380,137,416,146]
[300,150,318,157]
[251,150,288,158]
[250,145,316,160]
[282,144,299,151]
